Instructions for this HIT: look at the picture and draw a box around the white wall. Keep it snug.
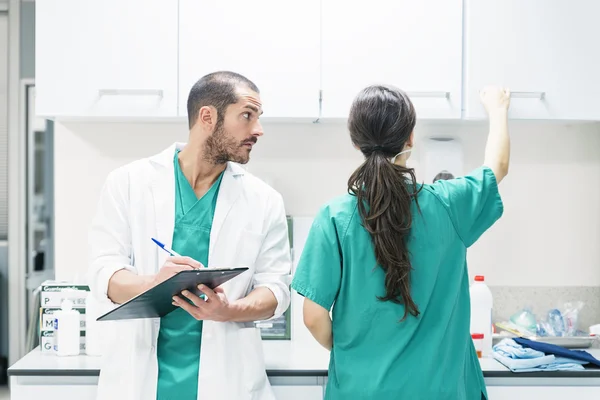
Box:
[54,120,600,287]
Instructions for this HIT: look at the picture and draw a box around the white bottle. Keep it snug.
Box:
[469,275,493,357]
[54,299,81,356]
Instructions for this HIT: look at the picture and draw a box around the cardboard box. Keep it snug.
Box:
[38,281,90,352]
[39,307,86,332]
[40,282,89,309]
[40,330,86,353]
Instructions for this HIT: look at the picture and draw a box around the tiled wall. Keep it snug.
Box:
[490,286,600,334]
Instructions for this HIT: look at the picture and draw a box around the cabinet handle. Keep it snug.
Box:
[98,89,164,98]
[406,91,450,99]
[313,90,323,124]
[510,91,545,100]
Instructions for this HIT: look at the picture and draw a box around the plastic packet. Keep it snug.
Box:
[562,301,585,337]
[536,320,553,337]
[546,308,565,337]
[509,308,537,336]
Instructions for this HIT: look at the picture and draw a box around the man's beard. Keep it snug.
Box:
[204,121,256,165]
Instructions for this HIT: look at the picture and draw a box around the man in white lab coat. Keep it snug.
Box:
[87,71,291,400]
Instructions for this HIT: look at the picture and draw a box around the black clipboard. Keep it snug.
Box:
[97,267,248,321]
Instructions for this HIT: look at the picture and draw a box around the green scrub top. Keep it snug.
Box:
[156,151,224,400]
[291,166,503,400]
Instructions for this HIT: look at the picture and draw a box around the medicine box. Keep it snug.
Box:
[40,330,86,353]
[39,307,86,332]
[38,281,89,353]
[40,282,89,309]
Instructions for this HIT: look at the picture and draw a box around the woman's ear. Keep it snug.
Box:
[406,131,415,148]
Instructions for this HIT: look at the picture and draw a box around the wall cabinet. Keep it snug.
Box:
[465,0,600,120]
[36,0,600,121]
[178,0,321,120]
[321,0,463,120]
[36,0,178,118]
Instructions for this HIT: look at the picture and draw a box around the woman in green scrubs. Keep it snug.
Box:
[291,86,511,400]
[156,150,224,400]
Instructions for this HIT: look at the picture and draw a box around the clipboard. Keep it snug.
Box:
[97,267,248,321]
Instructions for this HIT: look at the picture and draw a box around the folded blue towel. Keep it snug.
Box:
[494,338,546,359]
[492,339,587,373]
[514,337,600,368]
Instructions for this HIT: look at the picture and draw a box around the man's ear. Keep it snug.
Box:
[198,105,217,129]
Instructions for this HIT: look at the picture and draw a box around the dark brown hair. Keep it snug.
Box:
[347,85,421,321]
[433,170,455,182]
[186,71,259,129]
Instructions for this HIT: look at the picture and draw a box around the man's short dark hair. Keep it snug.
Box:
[186,71,259,129]
[433,170,455,183]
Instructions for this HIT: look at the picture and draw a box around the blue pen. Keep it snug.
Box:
[152,238,205,299]
[151,238,182,257]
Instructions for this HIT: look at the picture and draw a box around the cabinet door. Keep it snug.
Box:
[11,383,98,400]
[465,0,600,120]
[35,0,178,118]
[486,386,600,400]
[272,385,323,400]
[178,0,320,120]
[321,0,463,119]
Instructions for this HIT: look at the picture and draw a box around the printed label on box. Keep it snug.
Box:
[40,330,86,353]
[40,283,90,292]
[40,308,86,332]
[40,290,89,308]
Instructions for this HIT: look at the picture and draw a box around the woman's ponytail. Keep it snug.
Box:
[347,85,421,321]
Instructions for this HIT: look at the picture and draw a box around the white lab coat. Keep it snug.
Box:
[87,143,291,400]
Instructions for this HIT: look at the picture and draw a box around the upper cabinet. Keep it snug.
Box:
[35,0,600,121]
[321,0,463,120]
[35,0,178,118]
[465,0,600,120]
[178,0,321,120]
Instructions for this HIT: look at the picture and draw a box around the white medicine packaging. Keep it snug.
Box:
[40,283,89,308]
[40,330,86,353]
[40,307,86,332]
[38,281,89,353]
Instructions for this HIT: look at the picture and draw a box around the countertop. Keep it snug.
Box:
[8,342,600,379]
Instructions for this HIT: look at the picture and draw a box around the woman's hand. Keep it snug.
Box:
[480,86,511,114]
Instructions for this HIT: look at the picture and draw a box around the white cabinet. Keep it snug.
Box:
[10,377,98,400]
[178,0,320,120]
[35,0,178,118]
[35,0,600,122]
[486,386,600,400]
[465,0,600,120]
[272,385,323,400]
[11,385,97,400]
[321,0,463,119]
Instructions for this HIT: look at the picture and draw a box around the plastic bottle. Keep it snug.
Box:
[54,299,81,356]
[469,275,493,357]
[471,333,484,358]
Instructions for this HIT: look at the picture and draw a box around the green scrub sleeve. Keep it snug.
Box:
[291,216,342,311]
[431,166,504,247]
